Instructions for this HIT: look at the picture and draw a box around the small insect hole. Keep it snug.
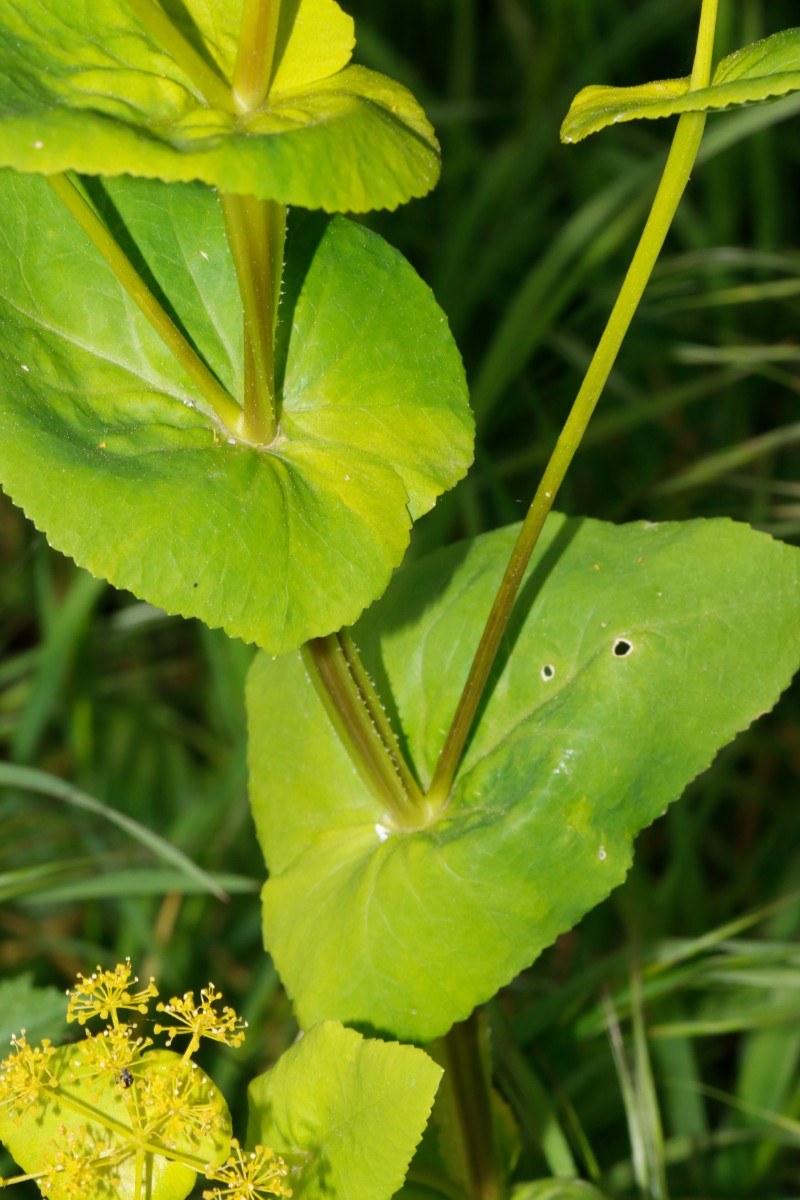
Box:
[613,638,633,658]
[541,664,555,681]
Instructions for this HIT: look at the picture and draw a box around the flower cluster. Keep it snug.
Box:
[155,983,248,1056]
[39,1126,121,1200]
[66,958,157,1026]
[0,963,290,1200]
[205,1140,293,1200]
[0,1032,57,1118]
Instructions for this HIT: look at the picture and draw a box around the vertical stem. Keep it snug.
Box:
[134,1146,144,1200]
[438,1014,505,1200]
[47,173,242,433]
[221,194,285,444]
[338,631,425,807]
[303,636,421,828]
[125,0,236,113]
[425,0,719,811]
[233,0,283,113]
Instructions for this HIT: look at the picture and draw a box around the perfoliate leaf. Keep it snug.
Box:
[247,1022,442,1200]
[271,0,355,91]
[561,27,800,143]
[160,0,355,90]
[248,515,800,1040]
[0,0,438,211]
[0,172,471,653]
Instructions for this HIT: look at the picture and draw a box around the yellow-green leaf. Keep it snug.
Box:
[0,172,471,653]
[168,0,355,89]
[561,27,800,144]
[0,0,437,212]
[271,0,355,91]
[248,515,800,1040]
[247,1023,442,1200]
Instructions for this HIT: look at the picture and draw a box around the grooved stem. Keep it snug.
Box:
[233,0,283,112]
[221,194,284,444]
[303,635,421,828]
[438,1015,505,1200]
[338,630,425,808]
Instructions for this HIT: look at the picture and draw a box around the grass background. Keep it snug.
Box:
[2,0,800,1195]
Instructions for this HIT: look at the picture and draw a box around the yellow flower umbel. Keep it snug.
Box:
[40,1125,123,1200]
[138,1060,227,1151]
[204,1140,292,1200]
[68,1023,152,1093]
[0,1032,57,1118]
[0,961,283,1200]
[66,958,158,1027]
[155,983,248,1059]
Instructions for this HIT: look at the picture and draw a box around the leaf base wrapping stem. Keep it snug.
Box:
[221,193,285,445]
[303,635,425,828]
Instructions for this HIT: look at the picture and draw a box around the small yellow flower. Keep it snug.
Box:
[66,959,157,1026]
[0,1032,57,1117]
[69,1023,151,1091]
[140,1061,226,1149]
[155,984,247,1053]
[203,1140,291,1200]
[40,1124,125,1200]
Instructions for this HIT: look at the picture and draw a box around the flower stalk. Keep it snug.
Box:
[425,0,721,811]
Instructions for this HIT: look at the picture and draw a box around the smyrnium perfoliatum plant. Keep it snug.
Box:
[0,960,442,1200]
[0,959,274,1197]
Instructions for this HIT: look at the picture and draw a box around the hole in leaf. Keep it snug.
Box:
[541,664,555,681]
[613,638,633,658]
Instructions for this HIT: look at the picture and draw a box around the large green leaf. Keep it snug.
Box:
[247,1022,442,1200]
[248,515,800,1040]
[0,171,471,653]
[561,28,800,143]
[0,1045,230,1199]
[0,0,438,211]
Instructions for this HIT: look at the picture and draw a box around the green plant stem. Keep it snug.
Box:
[221,194,284,444]
[125,0,236,113]
[134,1147,144,1200]
[32,1081,214,1168]
[338,630,425,806]
[47,173,242,434]
[425,0,720,812]
[43,1081,213,1169]
[438,1014,505,1200]
[233,0,283,113]
[303,635,421,828]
